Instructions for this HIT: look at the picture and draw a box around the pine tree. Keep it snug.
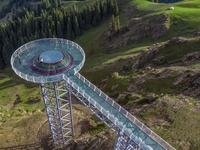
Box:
[10,31,18,47]
[101,2,107,17]
[77,13,84,30]
[94,2,101,23]
[54,0,58,7]
[56,21,63,38]
[0,53,6,69]
[73,16,81,36]
[0,23,6,69]
[66,17,72,40]
[2,40,14,65]
[111,14,120,34]
[35,17,40,33]
[58,0,62,6]
[49,20,55,36]
[48,28,53,37]
[115,15,120,32]
[92,16,97,26]
[42,0,51,9]
[108,0,114,13]
[111,14,117,33]
[25,21,31,37]
[113,0,119,16]
[85,4,92,24]
[57,11,64,30]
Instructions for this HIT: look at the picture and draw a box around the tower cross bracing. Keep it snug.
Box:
[40,81,74,147]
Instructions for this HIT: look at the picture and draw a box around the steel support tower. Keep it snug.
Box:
[11,38,175,150]
[11,38,82,148]
[40,81,74,147]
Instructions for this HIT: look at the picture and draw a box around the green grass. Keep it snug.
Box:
[90,123,107,136]
[189,63,200,70]
[134,37,200,68]
[140,97,200,149]
[0,67,43,120]
[131,0,200,39]
[101,72,128,97]
[72,0,167,73]
[75,18,150,74]
[157,106,200,149]
[153,38,200,64]
[118,93,137,105]
[136,72,179,95]
[74,0,200,75]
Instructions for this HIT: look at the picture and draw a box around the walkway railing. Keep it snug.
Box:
[71,42,85,74]
[62,74,150,149]
[75,73,175,150]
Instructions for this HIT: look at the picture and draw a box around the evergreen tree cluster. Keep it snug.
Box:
[0,0,119,69]
[0,0,43,18]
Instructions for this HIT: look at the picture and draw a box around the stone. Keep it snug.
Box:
[116,94,126,101]
[195,101,200,107]
[145,93,156,103]
[111,84,118,91]
[194,29,200,37]
[108,13,168,50]
[129,93,141,100]
[182,52,200,63]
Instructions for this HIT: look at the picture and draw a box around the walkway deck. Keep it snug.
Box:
[63,72,175,150]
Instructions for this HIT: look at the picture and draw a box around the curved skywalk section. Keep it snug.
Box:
[11,38,175,150]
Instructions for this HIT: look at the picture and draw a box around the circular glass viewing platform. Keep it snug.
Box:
[10,38,85,83]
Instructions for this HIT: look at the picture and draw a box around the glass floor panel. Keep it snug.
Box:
[68,74,165,150]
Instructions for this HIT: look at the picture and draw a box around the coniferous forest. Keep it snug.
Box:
[0,0,119,69]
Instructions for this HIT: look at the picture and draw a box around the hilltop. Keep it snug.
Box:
[0,0,200,149]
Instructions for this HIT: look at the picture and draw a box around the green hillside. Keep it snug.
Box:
[0,0,200,149]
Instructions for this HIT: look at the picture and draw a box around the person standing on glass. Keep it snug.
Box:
[16,51,21,64]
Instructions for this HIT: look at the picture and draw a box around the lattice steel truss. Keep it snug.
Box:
[40,81,74,147]
[114,130,142,150]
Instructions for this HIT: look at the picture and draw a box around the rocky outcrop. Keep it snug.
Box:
[182,52,200,63]
[132,37,188,70]
[145,93,156,103]
[108,13,169,49]
[194,29,200,37]
[132,46,159,70]
[180,72,200,97]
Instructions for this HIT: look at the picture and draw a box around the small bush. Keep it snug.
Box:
[90,123,107,136]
